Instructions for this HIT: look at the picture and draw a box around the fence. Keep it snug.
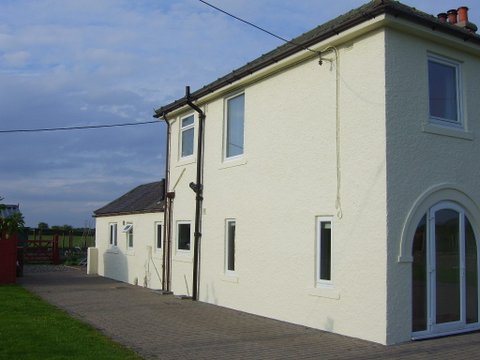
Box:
[23,235,60,264]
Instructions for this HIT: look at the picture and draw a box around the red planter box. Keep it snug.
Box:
[0,235,17,284]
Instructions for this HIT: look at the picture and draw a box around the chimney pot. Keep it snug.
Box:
[457,6,469,23]
[437,13,448,23]
[447,9,458,24]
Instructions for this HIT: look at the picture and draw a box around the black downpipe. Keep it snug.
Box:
[161,116,172,292]
[186,86,205,301]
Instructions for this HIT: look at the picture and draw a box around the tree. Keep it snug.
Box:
[0,198,25,239]
[38,222,49,230]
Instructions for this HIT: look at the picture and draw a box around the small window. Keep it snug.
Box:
[122,223,133,248]
[317,218,332,284]
[225,220,236,273]
[109,223,117,247]
[180,115,194,158]
[177,222,191,251]
[225,93,245,159]
[155,222,162,250]
[428,55,462,127]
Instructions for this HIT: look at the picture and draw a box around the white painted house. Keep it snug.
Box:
[90,0,480,345]
[90,181,165,289]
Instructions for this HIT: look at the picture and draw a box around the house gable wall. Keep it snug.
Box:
[385,26,480,344]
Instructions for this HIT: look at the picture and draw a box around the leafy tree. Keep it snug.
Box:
[38,222,49,230]
[0,198,25,239]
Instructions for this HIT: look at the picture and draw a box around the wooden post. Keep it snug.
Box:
[52,234,60,265]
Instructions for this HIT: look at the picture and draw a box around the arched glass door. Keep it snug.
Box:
[412,202,479,338]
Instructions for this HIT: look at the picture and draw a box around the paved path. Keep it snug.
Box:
[19,265,480,359]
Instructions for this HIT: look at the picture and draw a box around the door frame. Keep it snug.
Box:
[412,201,480,339]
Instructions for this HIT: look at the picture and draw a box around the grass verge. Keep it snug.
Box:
[0,285,143,360]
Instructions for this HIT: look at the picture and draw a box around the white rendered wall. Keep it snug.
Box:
[95,213,164,289]
[384,27,480,344]
[167,29,389,343]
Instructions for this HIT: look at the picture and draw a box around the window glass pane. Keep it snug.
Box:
[181,127,194,157]
[412,215,427,332]
[227,221,235,271]
[319,221,331,281]
[178,223,191,250]
[182,115,194,127]
[465,217,478,324]
[226,94,245,158]
[428,60,458,122]
[109,224,117,246]
[435,209,460,324]
[156,224,162,249]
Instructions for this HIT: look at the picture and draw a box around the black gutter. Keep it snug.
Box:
[153,0,480,118]
[185,86,206,301]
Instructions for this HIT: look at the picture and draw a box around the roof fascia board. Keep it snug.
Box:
[158,15,387,119]
[384,16,480,57]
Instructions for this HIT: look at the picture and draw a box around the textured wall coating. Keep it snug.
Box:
[168,29,388,343]
[95,213,164,289]
[385,28,480,344]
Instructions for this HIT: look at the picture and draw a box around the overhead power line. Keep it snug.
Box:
[198,0,319,55]
[0,120,159,134]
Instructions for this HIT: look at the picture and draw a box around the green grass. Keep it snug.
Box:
[0,285,143,360]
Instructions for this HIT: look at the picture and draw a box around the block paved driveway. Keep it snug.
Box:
[19,266,480,360]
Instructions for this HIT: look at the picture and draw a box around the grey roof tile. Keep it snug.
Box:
[94,180,164,216]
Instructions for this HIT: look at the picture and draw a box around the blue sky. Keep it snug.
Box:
[1,0,478,228]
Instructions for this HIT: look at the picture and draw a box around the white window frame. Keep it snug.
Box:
[180,114,195,159]
[224,93,245,161]
[122,223,133,249]
[176,221,192,253]
[109,223,117,247]
[316,217,333,287]
[155,221,163,252]
[427,54,463,129]
[225,219,236,274]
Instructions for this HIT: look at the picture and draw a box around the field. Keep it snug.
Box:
[0,285,142,360]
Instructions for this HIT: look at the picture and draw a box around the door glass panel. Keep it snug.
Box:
[465,217,478,324]
[412,215,428,332]
[435,209,460,324]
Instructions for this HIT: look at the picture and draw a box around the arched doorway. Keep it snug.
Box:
[412,201,479,338]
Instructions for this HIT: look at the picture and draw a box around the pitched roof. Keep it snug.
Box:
[94,180,165,217]
[154,0,480,118]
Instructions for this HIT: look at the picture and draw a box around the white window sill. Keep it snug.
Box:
[173,256,193,264]
[423,123,473,140]
[176,157,196,167]
[126,249,135,256]
[221,273,239,283]
[308,286,340,300]
[219,156,247,170]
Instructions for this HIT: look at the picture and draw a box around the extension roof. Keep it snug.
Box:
[94,180,164,217]
[154,0,480,118]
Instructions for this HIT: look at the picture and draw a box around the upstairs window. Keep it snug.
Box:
[180,115,194,158]
[428,55,462,127]
[225,93,245,159]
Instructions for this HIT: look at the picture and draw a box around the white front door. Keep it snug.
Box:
[412,201,479,338]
